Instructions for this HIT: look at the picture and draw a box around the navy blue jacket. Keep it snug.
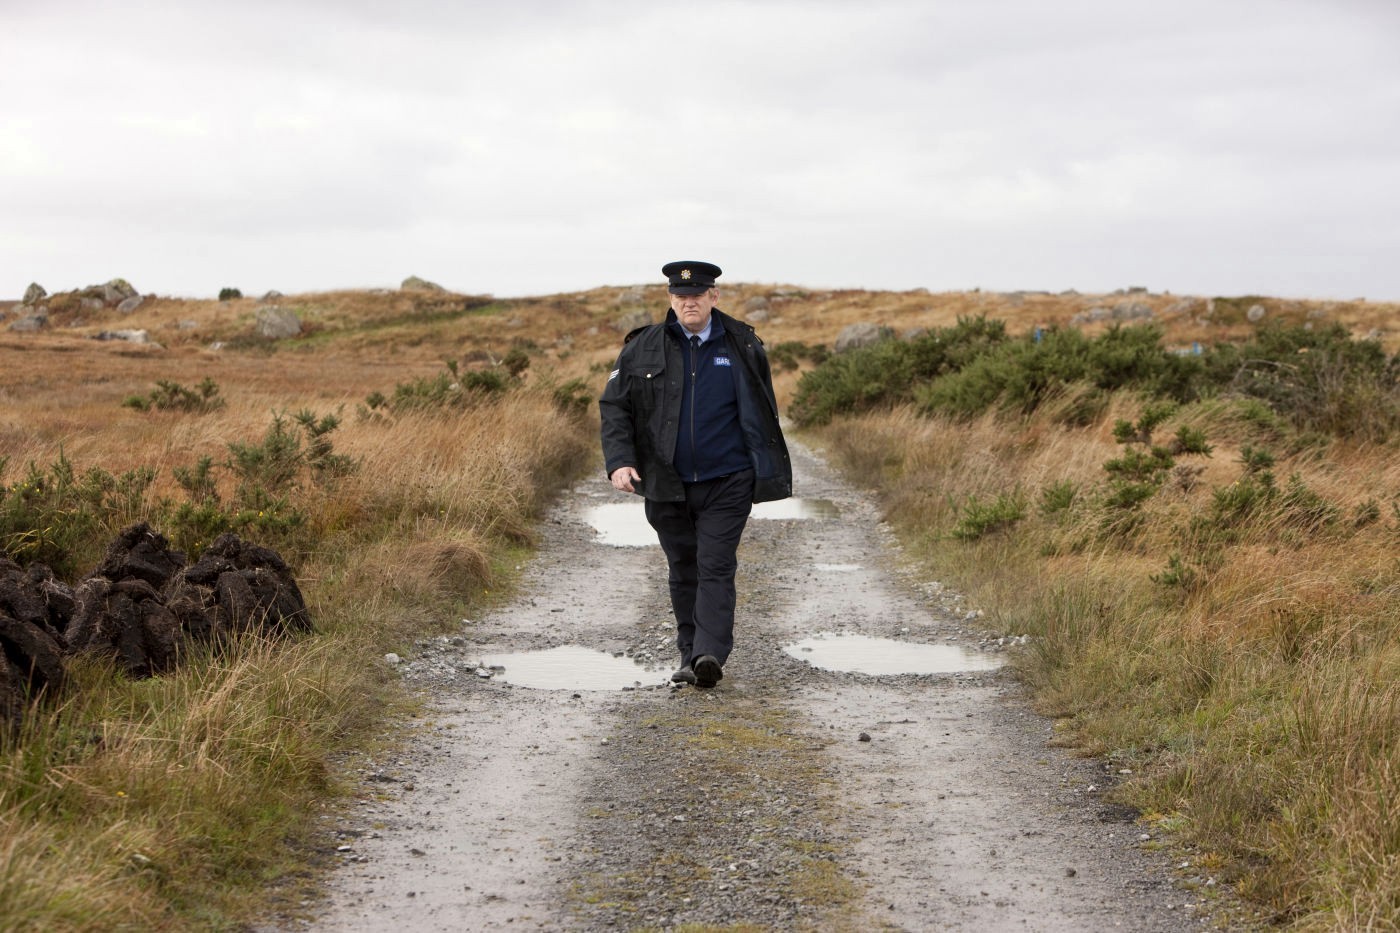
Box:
[599,307,793,504]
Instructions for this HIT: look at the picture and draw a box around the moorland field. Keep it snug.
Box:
[1,281,1397,929]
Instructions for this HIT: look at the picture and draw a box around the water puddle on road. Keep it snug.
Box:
[784,632,1005,675]
[584,503,655,547]
[585,497,840,548]
[752,498,839,520]
[478,645,670,691]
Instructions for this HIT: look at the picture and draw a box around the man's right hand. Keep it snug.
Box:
[610,466,641,493]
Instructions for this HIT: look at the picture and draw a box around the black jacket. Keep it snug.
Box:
[599,308,792,503]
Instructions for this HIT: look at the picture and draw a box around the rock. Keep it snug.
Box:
[743,295,771,322]
[1070,306,1113,324]
[1111,301,1154,321]
[614,309,652,333]
[1246,303,1266,322]
[93,329,152,344]
[116,295,144,314]
[1163,298,1197,316]
[9,312,48,332]
[22,282,46,305]
[858,732,872,742]
[256,305,302,339]
[834,322,894,353]
[100,277,137,303]
[385,653,402,665]
[401,275,445,292]
[80,297,106,312]
[617,286,647,305]
[260,290,284,303]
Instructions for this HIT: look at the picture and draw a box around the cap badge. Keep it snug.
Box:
[680,269,692,280]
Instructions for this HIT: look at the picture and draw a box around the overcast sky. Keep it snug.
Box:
[4,0,1399,301]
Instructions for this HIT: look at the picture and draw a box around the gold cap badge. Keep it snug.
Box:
[680,269,692,280]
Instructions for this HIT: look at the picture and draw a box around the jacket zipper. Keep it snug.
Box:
[687,338,699,481]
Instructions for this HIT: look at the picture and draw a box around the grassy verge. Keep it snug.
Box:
[809,395,1400,928]
[0,383,596,930]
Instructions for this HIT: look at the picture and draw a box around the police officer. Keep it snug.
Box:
[600,261,792,688]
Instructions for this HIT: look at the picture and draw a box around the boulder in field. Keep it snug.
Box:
[256,306,302,339]
[834,322,894,353]
[401,275,445,292]
[614,309,652,334]
[22,283,46,305]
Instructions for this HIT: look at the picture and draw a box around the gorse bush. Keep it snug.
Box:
[364,358,517,414]
[917,325,1202,420]
[795,319,1398,444]
[0,453,155,577]
[951,489,1027,540]
[768,340,830,373]
[1,410,358,572]
[1202,322,1400,441]
[123,378,226,414]
[789,315,1007,425]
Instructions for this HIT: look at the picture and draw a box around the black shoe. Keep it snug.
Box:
[693,655,723,688]
[671,666,696,685]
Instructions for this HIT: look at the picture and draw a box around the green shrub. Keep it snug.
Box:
[1200,322,1399,441]
[1,453,156,577]
[551,378,593,417]
[1277,473,1340,532]
[373,360,514,414]
[951,489,1027,540]
[123,378,225,414]
[916,325,1201,421]
[790,315,1007,426]
[769,341,829,373]
[1040,479,1078,515]
[227,409,355,500]
[218,287,242,301]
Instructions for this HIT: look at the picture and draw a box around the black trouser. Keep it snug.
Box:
[645,470,754,669]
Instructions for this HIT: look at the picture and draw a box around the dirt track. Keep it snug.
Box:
[276,439,1242,931]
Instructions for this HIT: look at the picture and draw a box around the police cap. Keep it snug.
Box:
[662,260,722,295]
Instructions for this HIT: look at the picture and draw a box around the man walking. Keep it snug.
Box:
[599,260,792,688]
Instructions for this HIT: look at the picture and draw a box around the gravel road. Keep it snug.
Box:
[274,439,1248,932]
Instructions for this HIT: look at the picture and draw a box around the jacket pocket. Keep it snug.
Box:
[630,352,667,411]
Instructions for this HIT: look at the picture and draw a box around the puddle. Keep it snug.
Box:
[586,497,839,547]
[751,498,839,520]
[784,632,1005,675]
[584,503,656,547]
[478,645,670,691]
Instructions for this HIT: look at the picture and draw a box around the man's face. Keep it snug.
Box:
[670,288,715,334]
